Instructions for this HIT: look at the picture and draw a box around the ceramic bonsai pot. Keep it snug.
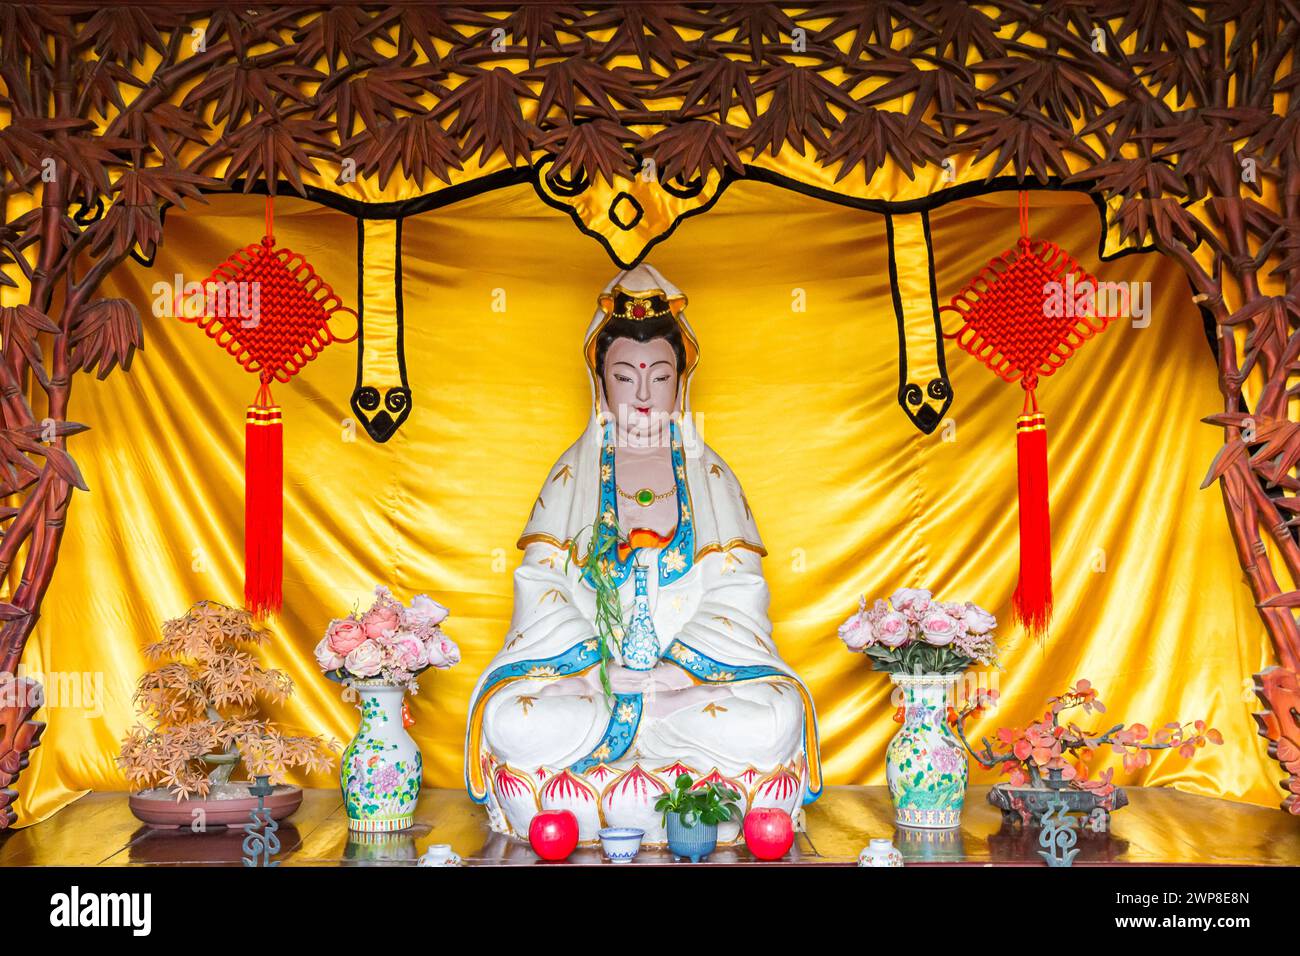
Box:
[988,780,1128,827]
[128,782,302,829]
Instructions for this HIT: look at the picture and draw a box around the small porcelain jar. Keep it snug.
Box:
[418,844,462,867]
[858,838,904,867]
[598,827,645,863]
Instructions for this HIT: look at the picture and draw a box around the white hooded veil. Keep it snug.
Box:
[516,263,765,559]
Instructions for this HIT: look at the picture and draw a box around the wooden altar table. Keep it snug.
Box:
[2,786,1296,867]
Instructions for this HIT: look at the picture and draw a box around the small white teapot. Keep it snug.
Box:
[418,844,463,867]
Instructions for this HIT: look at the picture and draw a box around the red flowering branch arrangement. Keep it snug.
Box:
[952,680,1223,797]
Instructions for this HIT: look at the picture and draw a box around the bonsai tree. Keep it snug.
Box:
[954,680,1222,797]
[654,773,742,828]
[118,601,336,800]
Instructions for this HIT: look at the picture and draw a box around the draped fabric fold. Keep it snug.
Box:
[11,181,1281,825]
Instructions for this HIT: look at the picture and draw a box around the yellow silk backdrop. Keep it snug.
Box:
[12,179,1280,825]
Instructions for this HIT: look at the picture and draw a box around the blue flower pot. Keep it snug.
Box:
[666,812,717,863]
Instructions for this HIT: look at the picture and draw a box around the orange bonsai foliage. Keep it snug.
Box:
[956,680,1223,795]
[117,601,336,800]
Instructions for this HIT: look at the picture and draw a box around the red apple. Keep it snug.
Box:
[528,810,579,861]
[743,807,794,860]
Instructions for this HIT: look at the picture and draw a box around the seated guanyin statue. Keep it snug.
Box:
[464,264,821,844]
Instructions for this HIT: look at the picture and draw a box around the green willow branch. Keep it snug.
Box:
[566,512,626,705]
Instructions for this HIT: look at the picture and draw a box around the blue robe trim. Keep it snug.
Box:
[569,692,643,774]
[479,640,601,688]
[585,419,695,591]
[665,639,823,805]
[664,639,785,682]
[466,640,602,803]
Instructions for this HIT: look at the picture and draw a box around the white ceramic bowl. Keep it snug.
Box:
[598,827,645,863]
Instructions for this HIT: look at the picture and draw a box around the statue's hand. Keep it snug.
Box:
[605,662,654,694]
[606,659,691,694]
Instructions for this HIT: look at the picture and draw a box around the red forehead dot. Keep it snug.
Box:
[639,362,646,368]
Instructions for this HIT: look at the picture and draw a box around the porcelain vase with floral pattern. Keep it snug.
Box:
[341,681,422,832]
[885,673,967,829]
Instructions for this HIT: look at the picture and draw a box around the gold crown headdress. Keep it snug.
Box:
[606,288,674,321]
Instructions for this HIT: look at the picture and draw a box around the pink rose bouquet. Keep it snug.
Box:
[836,587,998,675]
[316,586,459,688]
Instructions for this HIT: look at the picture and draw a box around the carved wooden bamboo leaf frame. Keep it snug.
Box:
[0,1,1297,818]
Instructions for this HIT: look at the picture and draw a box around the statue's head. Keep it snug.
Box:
[595,305,686,435]
[586,272,696,439]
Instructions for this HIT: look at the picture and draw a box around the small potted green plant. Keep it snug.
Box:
[654,773,741,863]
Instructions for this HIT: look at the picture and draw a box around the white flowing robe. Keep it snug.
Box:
[463,265,822,841]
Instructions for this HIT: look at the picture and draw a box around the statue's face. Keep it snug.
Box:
[601,336,679,433]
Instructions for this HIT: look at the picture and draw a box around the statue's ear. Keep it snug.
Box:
[668,296,686,316]
[597,292,614,314]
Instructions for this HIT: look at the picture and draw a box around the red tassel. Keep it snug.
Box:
[1013,389,1051,641]
[245,382,282,618]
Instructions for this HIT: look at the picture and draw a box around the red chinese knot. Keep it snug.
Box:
[943,237,1112,391]
[186,236,356,384]
[177,197,357,618]
[939,193,1116,643]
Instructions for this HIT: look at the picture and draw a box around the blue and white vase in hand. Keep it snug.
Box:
[621,564,660,671]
